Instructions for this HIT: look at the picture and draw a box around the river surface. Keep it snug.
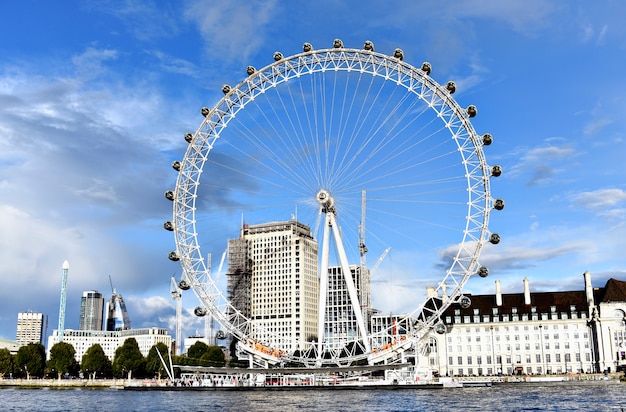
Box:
[1,381,625,411]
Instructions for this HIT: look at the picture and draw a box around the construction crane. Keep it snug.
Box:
[358,189,368,268]
[371,247,391,277]
[170,275,182,355]
[206,250,227,344]
[358,189,371,313]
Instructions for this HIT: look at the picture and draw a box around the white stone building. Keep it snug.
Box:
[422,272,626,376]
[47,327,171,362]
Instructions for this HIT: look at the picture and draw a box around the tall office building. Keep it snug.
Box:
[227,220,319,352]
[58,260,69,342]
[16,312,45,346]
[324,265,370,350]
[79,290,105,330]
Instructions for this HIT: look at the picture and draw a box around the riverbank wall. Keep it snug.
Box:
[0,378,129,388]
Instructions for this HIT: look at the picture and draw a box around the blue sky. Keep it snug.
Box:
[0,0,625,342]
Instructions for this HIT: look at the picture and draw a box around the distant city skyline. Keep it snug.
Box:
[1,1,626,341]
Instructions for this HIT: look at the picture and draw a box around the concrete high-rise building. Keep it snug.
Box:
[16,312,45,346]
[79,290,105,331]
[324,265,370,350]
[227,220,319,352]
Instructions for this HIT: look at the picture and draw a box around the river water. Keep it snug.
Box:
[1,381,625,411]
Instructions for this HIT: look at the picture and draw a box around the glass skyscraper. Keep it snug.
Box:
[79,290,104,331]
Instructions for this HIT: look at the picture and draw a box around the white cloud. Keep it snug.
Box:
[71,48,119,80]
[184,0,279,65]
[507,143,578,186]
[570,188,626,221]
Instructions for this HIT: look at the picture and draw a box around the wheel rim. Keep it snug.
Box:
[169,42,499,367]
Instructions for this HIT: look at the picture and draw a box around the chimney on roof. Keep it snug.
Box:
[523,277,531,305]
[426,286,436,299]
[441,282,448,301]
[495,279,502,306]
[584,271,595,307]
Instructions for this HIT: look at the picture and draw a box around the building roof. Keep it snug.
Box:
[440,277,626,323]
[596,278,626,302]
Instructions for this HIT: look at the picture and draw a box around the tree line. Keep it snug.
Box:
[0,339,227,380]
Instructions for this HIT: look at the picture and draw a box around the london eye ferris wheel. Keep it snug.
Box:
[165,39,503,367]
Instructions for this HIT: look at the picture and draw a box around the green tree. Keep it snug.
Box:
[15,343,46,379]
[112,337,146,379]
[48,341,79,379]
[81,344,113,379]
[186,341,209,364]
[145,342,170,379]
[0,348,14,378]
[201,346,226,367]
